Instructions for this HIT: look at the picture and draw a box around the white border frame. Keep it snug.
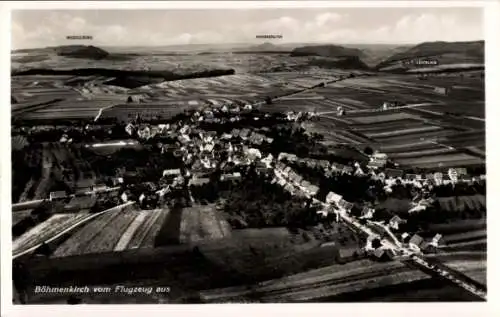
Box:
[1,1,499,317]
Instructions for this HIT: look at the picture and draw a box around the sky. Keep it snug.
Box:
[11,8,484,49]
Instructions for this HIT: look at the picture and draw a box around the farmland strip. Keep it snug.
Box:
[396,153,482,165]
[13,214,83,253]
[349,113,418,124]
[400,158,484,169]
[126,209,163,249]
[366,126,442,138]
[114,211,149,251]
[52,208,124,257]
[139,208,171,248]
[82,211,138,254]
[388,148,453,158]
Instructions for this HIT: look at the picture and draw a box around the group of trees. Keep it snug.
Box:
[190,169,322,229]
[12,201,53,238]
[81,147,183,181]
[12,146,43,202]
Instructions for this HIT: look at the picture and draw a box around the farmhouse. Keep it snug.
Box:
[409,234,424,250]
[429,234,443,248]
[342,166,354,174]
[189,177,210,186]
[448,168,460,183]
[239,128,251,139]
[91,184,107,192]
[163,169,182,178]
[360,207,375,219]
[368,152,388,169]
[326,192,343,205]
[278,152,298,162]
[336,246,360,264]
[389,216,406,230]
[386,168,404,179]
[221,172,242,182]
[137,126,152,140]
[433,86,450,95]
[49,191,67,201]
[231,128,241,138]
[306,184,320,196]
[433,172,444,185]
[372,248,385,259]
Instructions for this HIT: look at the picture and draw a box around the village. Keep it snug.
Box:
[15,95,484,266]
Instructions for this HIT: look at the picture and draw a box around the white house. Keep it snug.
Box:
[163,169,181,177]
[137,126,151,140]
[49,191,67,201]
[245,148,262,160]
[125,123,135,136]
[317,209,329,217]
[408,204,427,213]
[139,193,146,204]
[389,216,405,230]
[360,207,375,219]
[433,172,444,185]
[326,192,343,205]
[120,192,129,203]
[448,168,459,183]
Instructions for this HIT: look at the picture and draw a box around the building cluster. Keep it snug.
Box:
[105,105,310,209]
[272,161,320,198]
[377,167,482,197]
[284,111,318,122]
[278,152,354,175]
[361,219,443,260]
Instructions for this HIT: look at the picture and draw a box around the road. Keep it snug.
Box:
[12,186,121,212]
[317,102,439,116]
[272,163,486,300]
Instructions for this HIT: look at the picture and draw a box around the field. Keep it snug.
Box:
[199,253,484,303]
[304,75,485,169]
[260,73,484,169]
[50,207,176,257]
[13,213,90,255]
[179,205,232,244]
[52,205,136,257]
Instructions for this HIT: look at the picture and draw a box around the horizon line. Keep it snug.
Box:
[11,39,485,51]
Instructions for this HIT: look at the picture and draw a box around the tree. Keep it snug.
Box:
[372,238,382,249]
[363,146,374,156]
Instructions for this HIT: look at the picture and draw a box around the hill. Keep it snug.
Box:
[289,44,370,70]
[376,41,484,72]
[52,45,110,59]
[290,44,365,58]
[347,44,412,68]
[232,42,292,54]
